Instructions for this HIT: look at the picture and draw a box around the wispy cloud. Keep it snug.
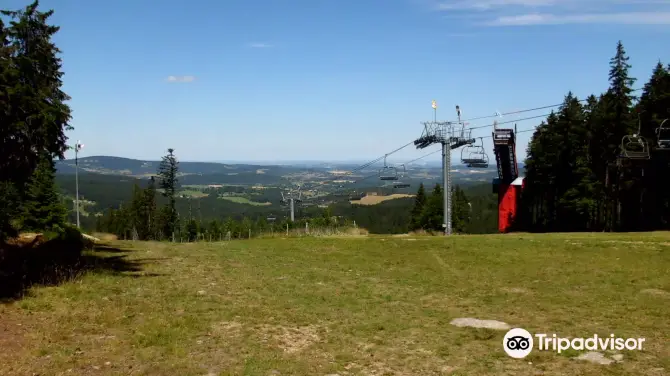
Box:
[485,11,670,26]
[165,75,196,83]
[436,0,556,11]
[432,0,670,26]
[248,42,272,48]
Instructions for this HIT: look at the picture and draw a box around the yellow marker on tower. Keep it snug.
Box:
[431,100,437,109]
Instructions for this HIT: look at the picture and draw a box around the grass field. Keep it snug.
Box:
[179,189,210,198]
[219,196,272,206]
[1,233,669,375]
[351,194,414,205]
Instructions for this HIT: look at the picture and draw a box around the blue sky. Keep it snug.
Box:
[7,0,670,163]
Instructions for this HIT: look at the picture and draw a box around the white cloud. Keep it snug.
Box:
[431,0,670,26]
[166,75,196,83]
[484,11,670,25]
[248,42,272,48]
[435,0,666,11]
[436,0,556,11]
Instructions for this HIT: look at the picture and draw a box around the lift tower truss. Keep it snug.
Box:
[280,186,302,222]
[414,114,475,235]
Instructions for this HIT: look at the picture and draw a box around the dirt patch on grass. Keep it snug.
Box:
[211,320,244,337]
[257,324,322,354]
[641,288,670,297]
[501,287,530,294]
[0,310,29,366]
[212,321,323,354]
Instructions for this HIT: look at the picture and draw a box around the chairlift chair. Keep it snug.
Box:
[656,118,670,149]
[379,154,399,181]
[621,113,651,159]
[349,190,364,201]
[620,134,650,159]
[461,138,489,168]
[391,165,411,188]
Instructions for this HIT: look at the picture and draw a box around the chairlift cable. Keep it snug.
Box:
[443,87,644,124]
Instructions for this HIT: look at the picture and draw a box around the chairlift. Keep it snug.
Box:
[267,214,276,222]
[393,182,411,189]
[656,118,670,149]
[379,154,399,181]
[349,191,364,201]
[621,113,651,159]
[461,137,489,168]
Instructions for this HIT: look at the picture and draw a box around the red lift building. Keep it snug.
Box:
[492,124,524,232]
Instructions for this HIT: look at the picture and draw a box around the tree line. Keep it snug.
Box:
[406,183,471,234]
[0,1,75,242]
[95,171,496,239]
[519,42,670,232]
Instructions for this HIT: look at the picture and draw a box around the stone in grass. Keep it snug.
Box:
[449,318,511,330]
[576,352,614,365]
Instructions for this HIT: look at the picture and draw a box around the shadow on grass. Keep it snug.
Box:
[0,238,164,303]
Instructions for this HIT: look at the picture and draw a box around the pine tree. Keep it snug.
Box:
[208,219,221,240]
[21,157,67,231]
[451,186,470,233]
[409,183,426,230]
[144,177,158,239]
[1,1,72,239]
[185,219,198,242]
[420,184,443,232]
[158,148,179,239]
[608,41,637,135]
[605,41,637,231]
[129,184,145,239]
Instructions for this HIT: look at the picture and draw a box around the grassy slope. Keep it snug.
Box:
[219,196,272,206]
[1,233,669,375]
[350,194,414,205]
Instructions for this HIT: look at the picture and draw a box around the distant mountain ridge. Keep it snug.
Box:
[55,156,296,176]
[55,156,523,183]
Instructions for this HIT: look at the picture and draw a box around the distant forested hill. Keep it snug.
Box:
[55,155,302,176]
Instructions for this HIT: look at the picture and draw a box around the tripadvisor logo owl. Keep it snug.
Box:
[503,328,646,358]
[503,328,533,358]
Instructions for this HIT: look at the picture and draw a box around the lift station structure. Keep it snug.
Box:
[492,122,523,233]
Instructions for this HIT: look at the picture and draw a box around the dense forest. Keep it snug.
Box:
[518,42,670,232]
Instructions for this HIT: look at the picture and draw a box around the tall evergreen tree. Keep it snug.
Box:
[0,1,72,239]
[605,41,637,231]
[421,184,443,232]
[144,177,158,239]
[158,148,179,239]
[409,183,426,230]
[451,186,470,233]
[21,157,67,231]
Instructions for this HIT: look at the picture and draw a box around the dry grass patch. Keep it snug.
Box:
[351,194,413,205]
